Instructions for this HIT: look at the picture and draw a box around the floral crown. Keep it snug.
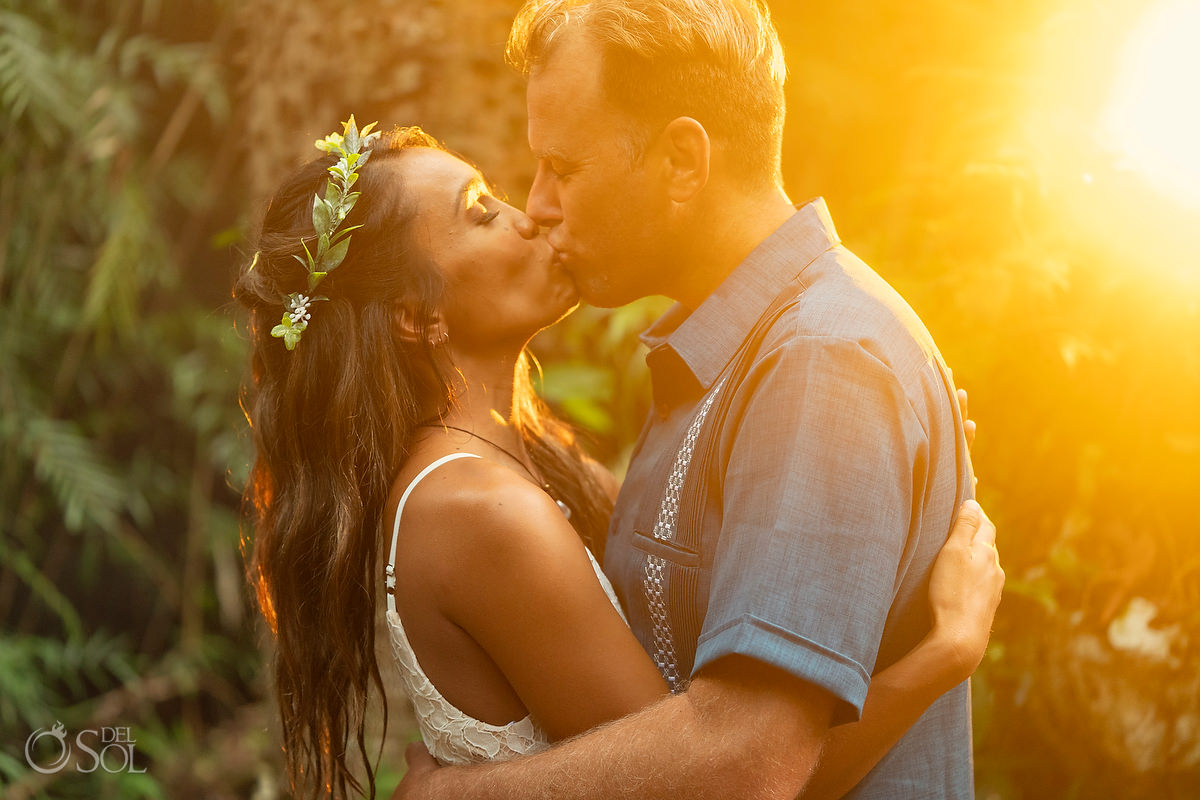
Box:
[260,116,382,350]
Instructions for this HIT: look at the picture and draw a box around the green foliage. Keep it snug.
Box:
[270,117,381,350]
[532,298,671,470]
[0,0,262,795]
[0,633,139,732]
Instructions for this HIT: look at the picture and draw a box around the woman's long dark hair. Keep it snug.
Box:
[234,127,612,798]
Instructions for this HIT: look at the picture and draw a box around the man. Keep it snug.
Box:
[397,1,1000,797]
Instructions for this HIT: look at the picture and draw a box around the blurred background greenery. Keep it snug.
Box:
[1,0,1197,797]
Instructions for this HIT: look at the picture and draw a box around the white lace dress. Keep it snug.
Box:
[383,452,627,765]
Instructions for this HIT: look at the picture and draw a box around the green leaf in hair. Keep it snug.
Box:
[274,116,380,351]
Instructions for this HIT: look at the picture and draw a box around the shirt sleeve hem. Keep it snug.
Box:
[692,613,870,721]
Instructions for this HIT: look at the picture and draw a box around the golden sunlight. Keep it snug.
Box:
[1103,0,1200,207]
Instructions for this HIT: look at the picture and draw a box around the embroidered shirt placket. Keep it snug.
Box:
[643,376,726,693]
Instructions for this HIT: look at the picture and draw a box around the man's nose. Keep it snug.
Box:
[525,162,562,227]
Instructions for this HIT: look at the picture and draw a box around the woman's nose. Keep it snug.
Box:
[514,209,539,239]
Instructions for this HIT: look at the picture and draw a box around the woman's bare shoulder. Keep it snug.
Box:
[390,455,583,582]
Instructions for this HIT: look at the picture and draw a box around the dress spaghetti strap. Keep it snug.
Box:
[379,451,626,764]
[384,452,482,614]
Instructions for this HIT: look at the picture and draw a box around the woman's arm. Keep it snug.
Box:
[426,465,666,741]
[800,499,1004,800]
[396,503,1001,800]
[789,388,996,797]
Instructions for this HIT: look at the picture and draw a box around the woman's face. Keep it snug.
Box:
[396,148,579,352]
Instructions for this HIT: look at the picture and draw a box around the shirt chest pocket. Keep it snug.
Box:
[630,526,702,566]
[626,375,734,689]
[630,517,709,691]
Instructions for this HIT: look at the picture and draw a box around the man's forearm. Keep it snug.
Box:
[406,670,828,800]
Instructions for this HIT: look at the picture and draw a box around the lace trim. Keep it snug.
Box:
[385,548,626,764]
[383,450,627,764]
[384,609,548,764]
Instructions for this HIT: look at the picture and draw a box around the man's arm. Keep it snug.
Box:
[396,655,836,800]
[396,500,1002,800]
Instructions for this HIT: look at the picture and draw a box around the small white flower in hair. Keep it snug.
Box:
[288,294,313,324]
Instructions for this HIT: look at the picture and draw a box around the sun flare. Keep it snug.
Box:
[1103,0,1200,207]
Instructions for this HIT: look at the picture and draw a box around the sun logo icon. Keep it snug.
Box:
[25,721,71,774]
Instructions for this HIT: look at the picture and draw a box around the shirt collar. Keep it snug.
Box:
[641,198,841,406]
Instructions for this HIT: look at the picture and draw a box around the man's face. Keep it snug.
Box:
[524,32,667,308]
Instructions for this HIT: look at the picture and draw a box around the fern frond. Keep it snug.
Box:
[81,181,160,342]
[18,415,126,535]
[0,534,83,642]
[0,630,139,731]
[0,8,82,145]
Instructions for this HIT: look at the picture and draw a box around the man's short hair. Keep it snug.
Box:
[507,0,787,187]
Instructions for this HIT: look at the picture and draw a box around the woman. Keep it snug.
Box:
[235,122,1002,799]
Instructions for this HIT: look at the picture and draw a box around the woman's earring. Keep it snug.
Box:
[429,330,448,347]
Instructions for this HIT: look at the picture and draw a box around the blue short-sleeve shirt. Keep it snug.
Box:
[604,199,976,798]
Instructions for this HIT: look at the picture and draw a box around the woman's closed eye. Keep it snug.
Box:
[473,197,501,225]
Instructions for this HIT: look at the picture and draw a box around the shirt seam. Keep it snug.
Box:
[750,327,933,440]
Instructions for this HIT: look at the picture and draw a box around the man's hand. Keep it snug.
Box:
[392,742,441,800]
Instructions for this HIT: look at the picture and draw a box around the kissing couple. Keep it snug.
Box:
[235,1,1004,798]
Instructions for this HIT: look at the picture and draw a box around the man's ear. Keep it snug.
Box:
[655,117,710,203]
[392,303,443,346]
